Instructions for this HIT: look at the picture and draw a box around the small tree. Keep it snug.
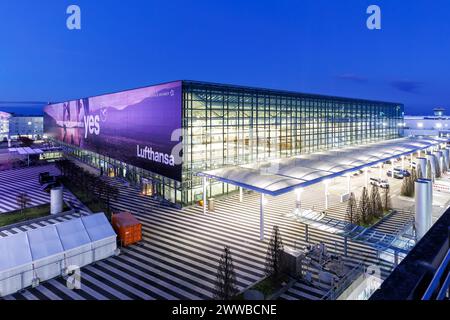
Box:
[416,163,423,179]
[426,160,433,181]
[358,187,371,225]
[265,226,284,280]
[346,192,358,224]
[370,185,383,219]
[18,136,34,147]
[435,156,441,178]
[16,193,31,216]
[382,186,392,212]
[401,175,414,197]
[214,246,238,300]
[104,183,120,221]
[411,167,417,183]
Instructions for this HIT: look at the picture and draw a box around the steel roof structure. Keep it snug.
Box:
[198,137,448,196]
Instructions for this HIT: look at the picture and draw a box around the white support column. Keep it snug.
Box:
[295,188,303,211]
[202,176,207,214]
[378,163,383,179]
[391,158,395,173]
[239,187,243,202]
[364,168,369,188]
[324,180,330,210]
[260,194,265,241]
[347,174,351,194]
[402,156,405,171]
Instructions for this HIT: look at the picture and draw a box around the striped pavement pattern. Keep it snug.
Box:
[5,174,398,300]
[0,164,60,213]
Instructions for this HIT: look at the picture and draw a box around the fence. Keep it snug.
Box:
[320,261,366,300]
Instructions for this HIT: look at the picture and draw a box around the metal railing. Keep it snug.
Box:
[422,248,450,300]
[320,261,365,300]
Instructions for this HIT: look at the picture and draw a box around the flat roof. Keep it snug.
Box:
[48,80,403,107]
[198,137,448,196]
[8,147,43,155]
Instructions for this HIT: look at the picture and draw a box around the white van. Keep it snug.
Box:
[370,178,389,189]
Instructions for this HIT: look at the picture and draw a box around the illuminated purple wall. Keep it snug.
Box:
[44,81,183,182]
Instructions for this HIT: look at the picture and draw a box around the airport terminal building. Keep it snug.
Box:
[44,80,404,206]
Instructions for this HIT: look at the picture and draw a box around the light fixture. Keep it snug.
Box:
[417,122,423,128]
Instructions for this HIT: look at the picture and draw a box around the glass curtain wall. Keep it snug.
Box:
[182,82,403,205]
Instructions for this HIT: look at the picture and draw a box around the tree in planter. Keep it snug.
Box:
[435,156,441,178]
[265,226,284,281]
[416,163,423,179]
[426,160,432,181]
[401,174,413,197]
[382,186,392,212]
[370,185,383,219]
[346,192,358,224]
[18,136,34,148]
[104,183,119,221]
[56,159,69,177]
[16,193,31,217]
[358,187,371,225]
[214,246,238,300]
[411,167,417,183]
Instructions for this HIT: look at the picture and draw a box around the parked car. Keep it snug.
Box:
[387,168,410,179]
[370,177,389,189]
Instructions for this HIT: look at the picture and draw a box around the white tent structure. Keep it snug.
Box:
[0,213,117,297]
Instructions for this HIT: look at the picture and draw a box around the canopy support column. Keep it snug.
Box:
[239,187,243,202]
[324,180,330,210]
[347,175,351,194]
[296,188,303,211]
[260,194,265,241]
[202,176,207,214]
[379,163,383,179]
[365,168,369,188]
[402,156,405,170]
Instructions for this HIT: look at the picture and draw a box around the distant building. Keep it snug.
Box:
[8,116,44,140]
[404,107,450,137]
[0,112,44,141]
[0,111,11,141]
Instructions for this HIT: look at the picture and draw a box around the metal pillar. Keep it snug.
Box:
[402,156,405,170]
[296,188,303,210]
[239,187,243,202]
[202,176,207,214]
[379,163,383,179]
[324,180,329,210]
[260,194,265,241]
[365,168,369,188]
[346,175,351,194]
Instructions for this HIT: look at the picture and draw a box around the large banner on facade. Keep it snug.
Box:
[44,81,183,182]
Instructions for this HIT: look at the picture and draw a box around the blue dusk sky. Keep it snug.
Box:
[0,0,449,115]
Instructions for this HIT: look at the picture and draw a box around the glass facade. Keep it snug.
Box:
[181,81,404,205]
[48,81,404,207]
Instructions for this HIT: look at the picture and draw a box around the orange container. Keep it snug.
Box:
[112,212,142,247]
